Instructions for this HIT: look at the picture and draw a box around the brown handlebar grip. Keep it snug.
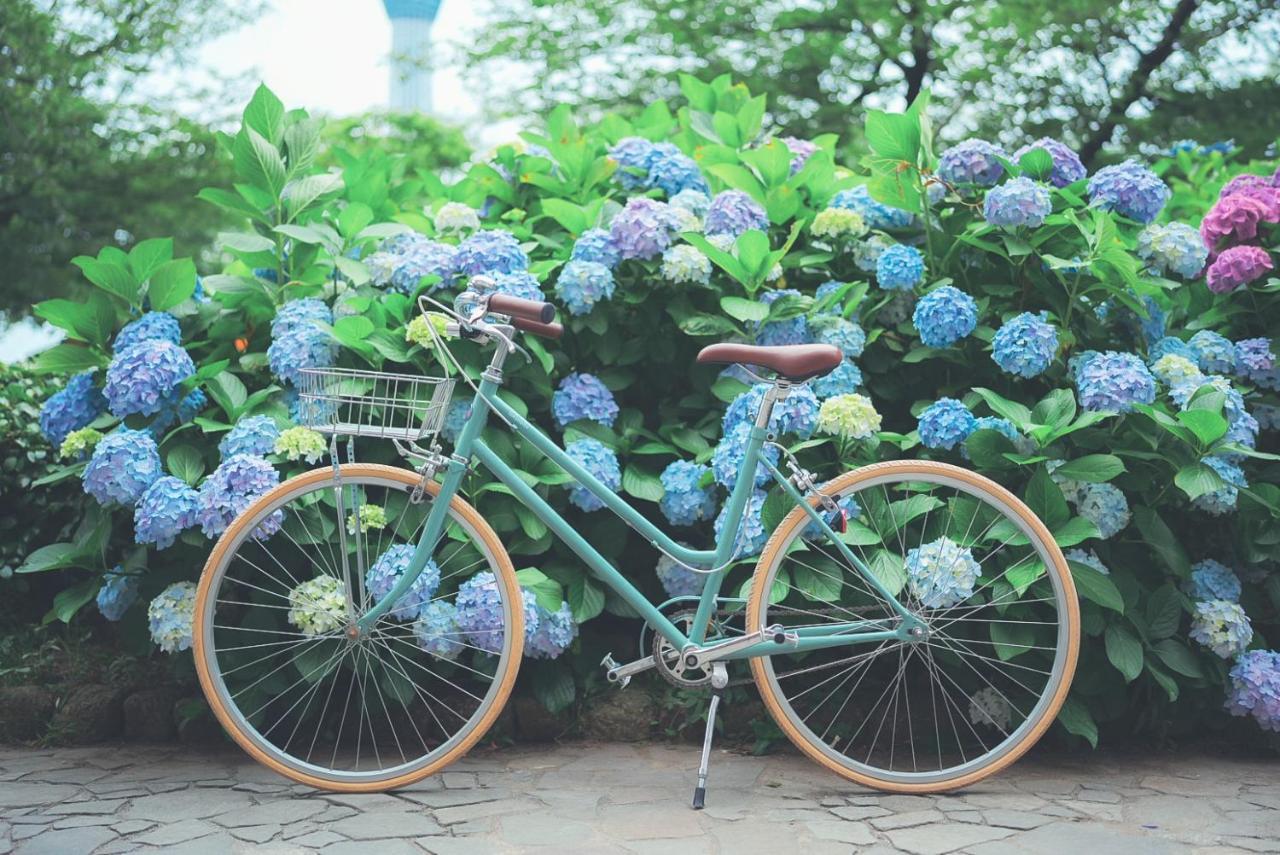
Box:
[513,317,564,339]
[487,294,557,324]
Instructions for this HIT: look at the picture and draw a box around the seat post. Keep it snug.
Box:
[754,380,791,431]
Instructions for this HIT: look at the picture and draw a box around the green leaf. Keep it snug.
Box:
[207,371,249,419]
[33,300,104,344]
[1174,462,1226,500]
[1025,468,1070,530]
[970,388,1033,427]
[567,574,605,622]
[167,446,205,486]
[147,258,197,311]
[72,256,138,305]
[30,343,105,374]
[1175,410,1228,446]
[283,173,343,221]
[220,231,276,253]
[1031,388,1077,429]
[1104,623,1143,682]
[17,542,82,574]
[516,567,564,614]
[792,563,842,602]
[1151,638,1202,678]
[1018,148,1054,180]
[1133,507,1190,577]
[1145,585,1183,640]
[1056,696,1097,747]
[622,465,664,503]
[720,295,768,323]
[1051,516,1099,547]
[242,83,285,142]
[1051,455,1125,483]
[531,662,576,714]
[735,229,771,279]
[1068,560,1124,612]
[540,199,590,233]
[50,579,98,624]
[332,316,376,350]
[128,237,174,282]
[865,108,920,162]
[866,550,907,598]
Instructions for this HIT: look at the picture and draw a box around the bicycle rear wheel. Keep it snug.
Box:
[748,460,1078,793]
[193,464,523,792]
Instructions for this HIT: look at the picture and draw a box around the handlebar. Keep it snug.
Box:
[512,316,564,339]
[487,294,557,325]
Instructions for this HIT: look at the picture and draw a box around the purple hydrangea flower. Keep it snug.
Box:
[218,415,280,460]
[658,460,717,526]
[938,139,1007,187]
[441,397,472,445]
[454,571,540,655]
[670,188,711,218]
[711,423,780,488]
[1235,337,1275,380]
[1226,650,1280,733]
[1188,331,1237,373]
[983,177,1052,228]
[1201,194,1275,251]
[704,190,769,238]
[1012,138,1087,188]
[83,429,162,506]
[552,373,619,429]
[876,243,925,291]
[1185,558,1242,602]
[714,489,768,557]
[781,137,818,174]
[366,544,440,621]
[104,340,195,418]
[564,438,621,511]
[177,389,207,422]
[1087,160,1170,224]
[913,286,978,348]
[525,600,578,659]
[723,382,819,438]
[753,288,810,346]
[830,185,913,230]
[555,260,615,316]
[196,454,281,539]
[1219,174,1280,219]
[114,312,181,353]
[97,568,140,622]
[610,198,675,261]
[1074,351,1156,413]
[1206,245,1273,294]
[918,398,977,450]
[811,360,862,399]
[992,312,1058,377]
[454,230,529,277]
[134,475,200,549]
[39,370,105,447]
[570,228,621,269]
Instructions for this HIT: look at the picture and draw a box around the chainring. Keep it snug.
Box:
[652,610,716,689]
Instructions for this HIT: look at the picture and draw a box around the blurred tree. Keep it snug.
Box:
[319,111,471,178]
[462,0,1280,162]
[0,0,262,312]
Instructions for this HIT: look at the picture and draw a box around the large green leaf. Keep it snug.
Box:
[1067,560,1123,612]
[1104,623,1143,682]
[30,343,106,375]
[1051,454,1125,483]
[147,258,197,311]
[1056,696,1098,747]
[516,567,564,613]
[622,465,663,503]
[1174,462,1226,500]
[72,256,138,305]
[167,446,206,487]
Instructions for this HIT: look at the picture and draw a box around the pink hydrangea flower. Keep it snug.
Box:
[1201,194,1276,250]
[1206,245,1274,294]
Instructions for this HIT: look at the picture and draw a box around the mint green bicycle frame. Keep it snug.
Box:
[355,371,921,658]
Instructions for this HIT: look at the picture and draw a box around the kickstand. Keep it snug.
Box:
[692,662,729,810]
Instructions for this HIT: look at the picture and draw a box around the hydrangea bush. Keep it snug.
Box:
[14,78,1280,741]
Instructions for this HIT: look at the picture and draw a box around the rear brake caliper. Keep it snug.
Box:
[775,443,847,533]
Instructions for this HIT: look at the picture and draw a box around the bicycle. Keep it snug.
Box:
[192,283,1080,805]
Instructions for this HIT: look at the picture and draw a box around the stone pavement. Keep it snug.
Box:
[0,741,1276,854]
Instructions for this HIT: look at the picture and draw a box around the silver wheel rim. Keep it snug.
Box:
[198,471,517,785]
[755,469,1074,786]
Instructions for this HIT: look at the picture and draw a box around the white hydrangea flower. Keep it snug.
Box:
[905,536,980,609]
[433,201,481,233]
[968,687,1014,730]
[287,575,348,636]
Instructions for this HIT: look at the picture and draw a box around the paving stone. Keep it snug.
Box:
[50,815,115,829]
[803,819,877,845]
[110,820,155,835]
[322,840,422,855]
[830,804,891,821]
[291,830,346,848]
[229,824,281,843]
[985,821,1189,854]
[982,809,1054,829]
[41,798,124,816]
[869,808,946,830]
[16,828,116,854]
[325,810,444,839]
[498,812,596,847]
[0,784,79,808]
[131,819,222,846]
[418,839,504,855]
[120,789,251,821]
[434,797,540,826]
[883,821,1014,854]
[212,799,328,827]
[596,803,703,840]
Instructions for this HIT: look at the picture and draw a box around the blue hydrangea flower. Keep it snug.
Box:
[1129,296,1167,348]
[855,233,897,273]
[83,429,162,506]
[552,373,619,429]
[474,270,544,303]
[389,240,458,294]
[1235,337,1275,383]
[104,340,195,418]
[414,601,465,660]
[1188,331,1238,374]
[564,438,621,511]
[271,297,331,338]
[268,299,337,387]
[711,423,780,488]
[1226,650,1280,733]
[196,454,281,539]
[1077,483,1130,539]
[1087,160,1170,224]
[905,537,980,608]
[937,139,1007,187]
[608,136,659,190]
[525,601,578,659]
[1065,548,1110,576]
[1148,336,1197,365]
[1185,558,1242,602]
[811,316,866,358]
[1074,351,1156,413]
[670,189,711,218]
[1047,459,1086,505]
[1189,599,1253,659]
[918,398,977,450]
[830,185,913,230]
[983,177,1051,228]
[704,190,768,238]
[811,360,863,399]
[972,416,1024,447]
[660,244,712,285]
[114,312,181,354]
[659,460,717,526]
[875,244,925,291]
[570,229,621,269]
[441,397,472,444]
[1169,375,1245,422]
[148,582,197,654]
[803,494,862,541]
[454,571,540,655]
[365,544,440,621]
[1136,223,1208,279]
[992,312,1058,377]
[453,230,529,277]
[723,383,819,438]
[39,370,105,447]
[913,286,978,348]
[218,415,280,460]
[714,489,768,557]
[134,476,199,549]
[1151,354,1203,389]
[610,197,675,261]
[752,289,810,346]
[97,568,140,622]
[814,280,847,312]
[655,553,704,599]
[555,260,615,316]
[645,142,709,197]
[177,389,207,423]
[1193,456,1246,515]
[1012,138,1087,188]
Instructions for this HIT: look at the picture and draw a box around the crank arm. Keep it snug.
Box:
[686,624,798,669]
[602,653,656,687]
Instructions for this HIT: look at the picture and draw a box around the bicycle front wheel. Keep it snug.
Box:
[193,463,523,792]
[749,460,1079,793]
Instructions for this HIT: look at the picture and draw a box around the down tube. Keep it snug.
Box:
[471,438,689,649]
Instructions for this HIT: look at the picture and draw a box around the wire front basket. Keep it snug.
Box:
[295,367,456,443]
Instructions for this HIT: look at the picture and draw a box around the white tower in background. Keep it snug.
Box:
[382,0,441,113]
